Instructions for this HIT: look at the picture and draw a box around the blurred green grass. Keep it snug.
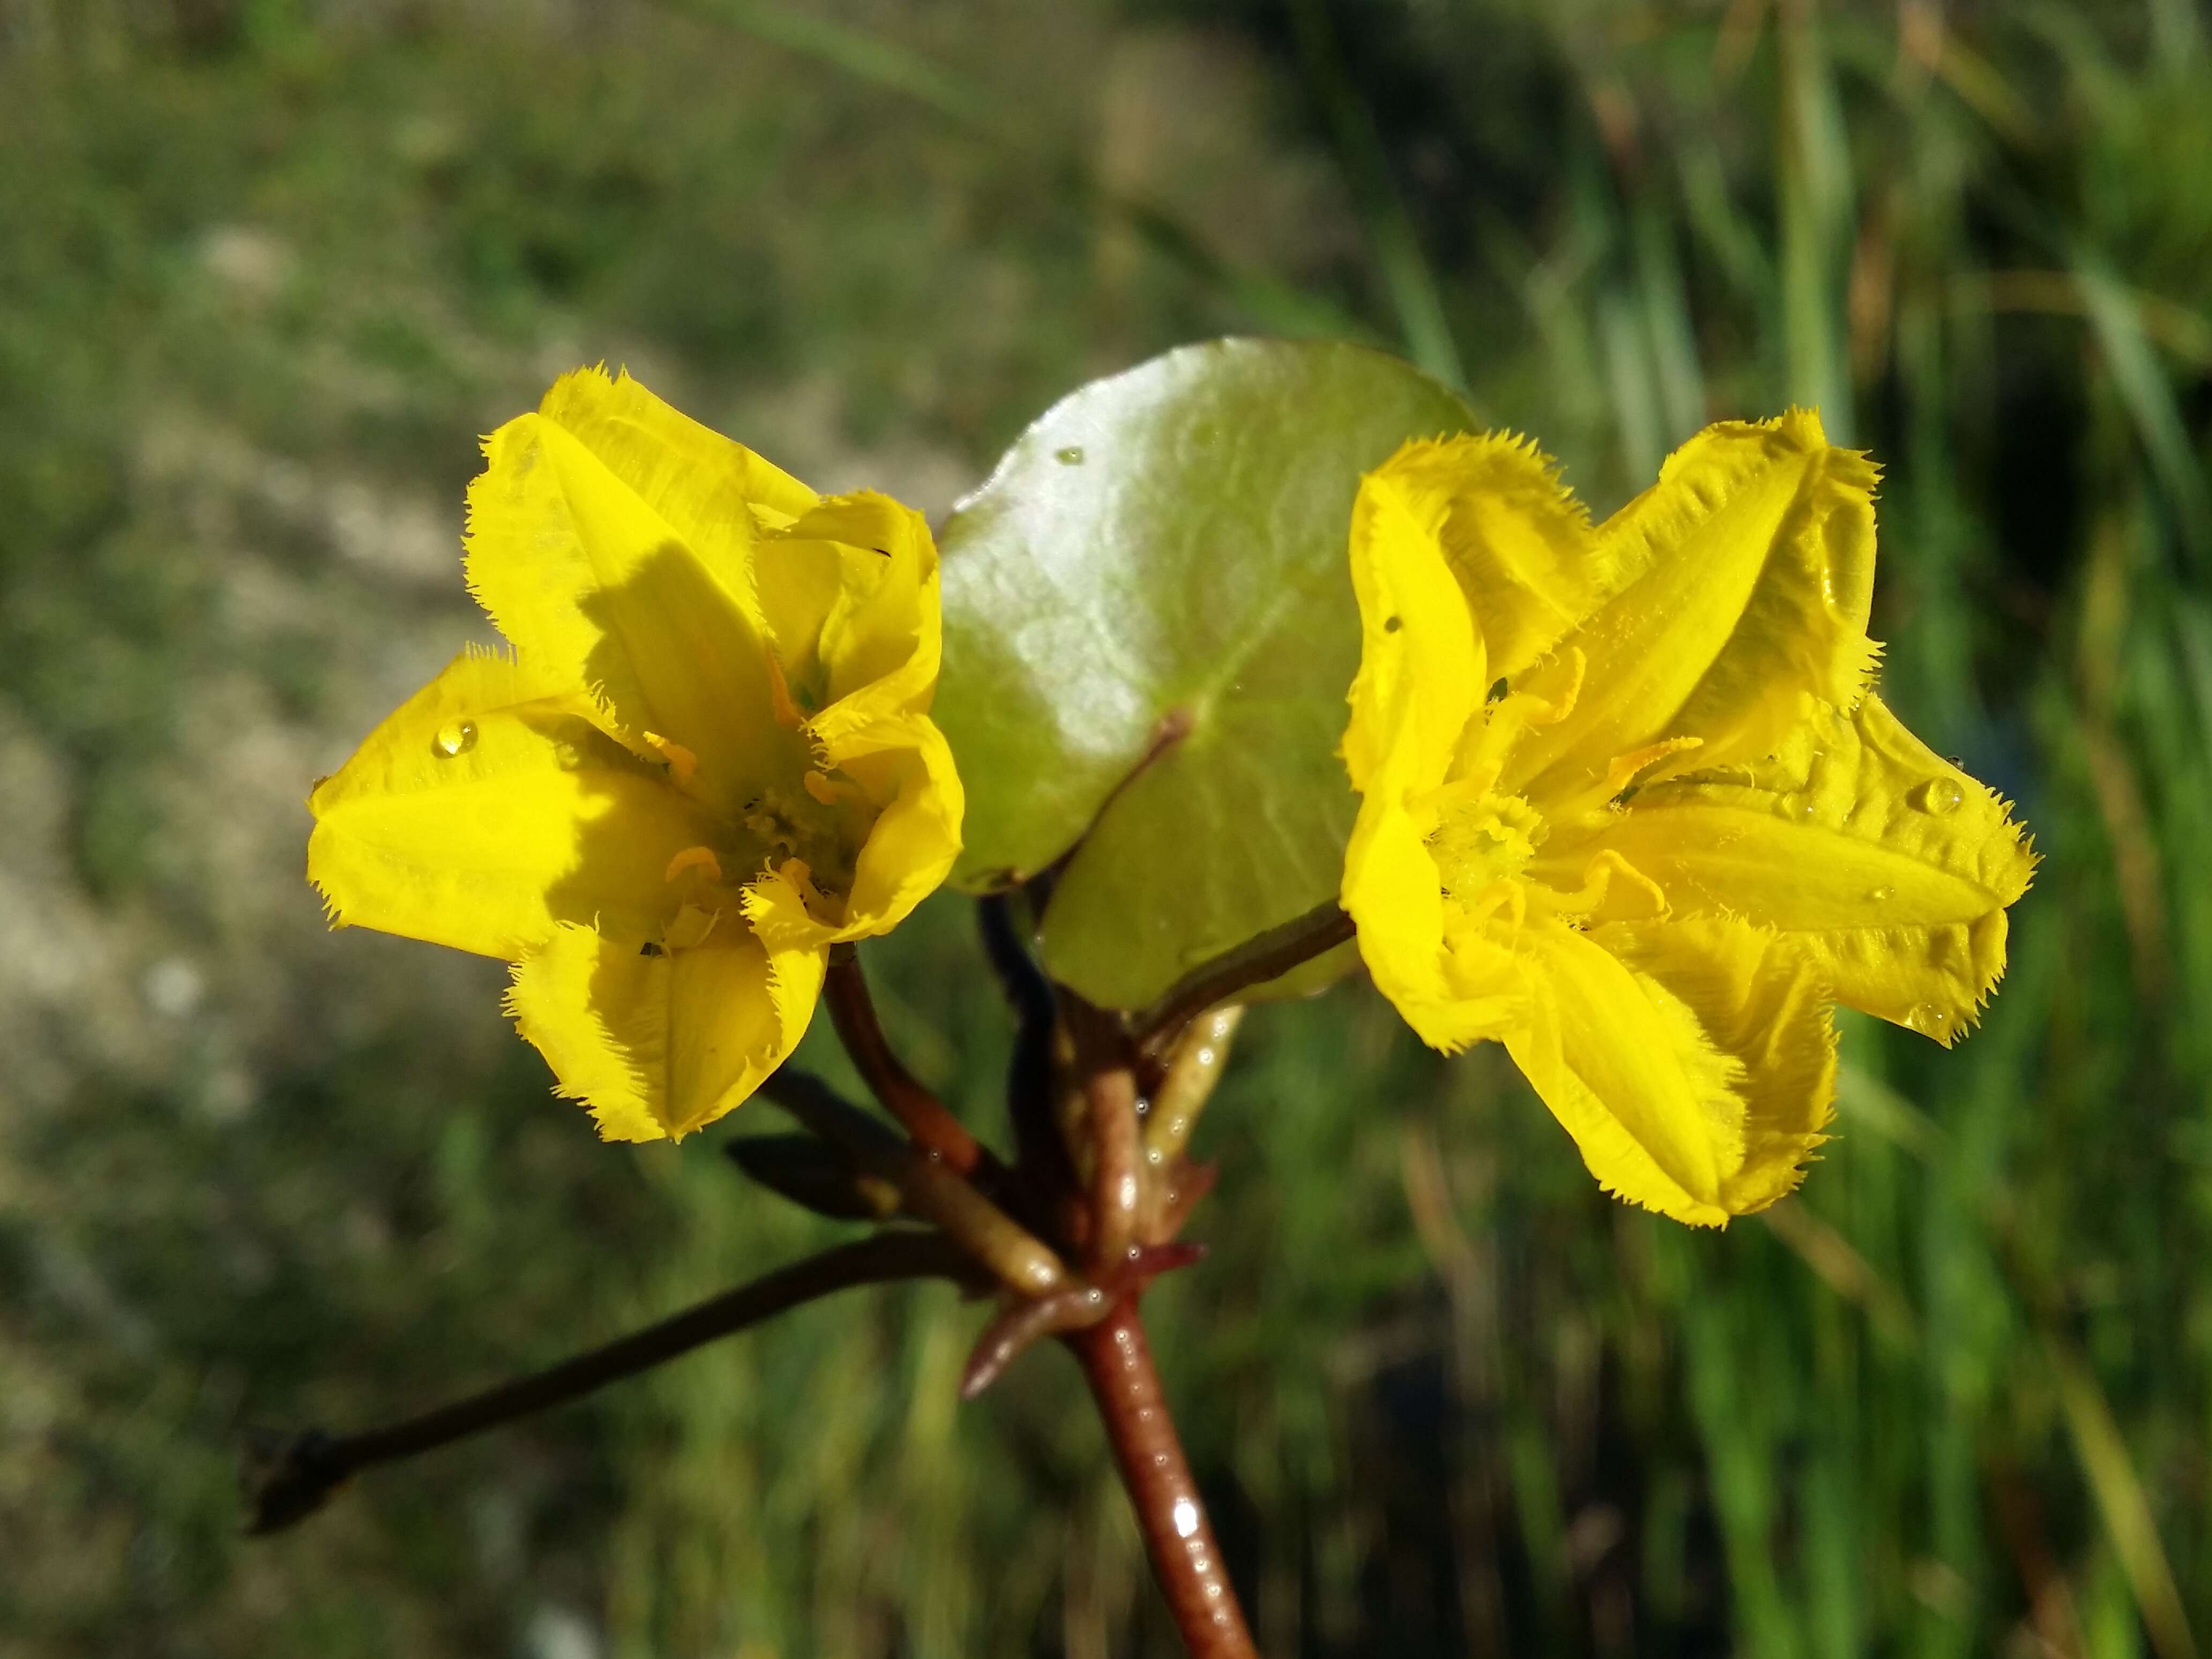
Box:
[2,1,2209,1655]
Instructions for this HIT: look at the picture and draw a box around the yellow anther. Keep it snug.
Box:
[1519,647,1586,728]
[802,768,860,808]
[1602,736,1703,797]
[1533,849,1668,921]
[644,731,699,786]
[1453,648,1588,795]
[664,845,723,884]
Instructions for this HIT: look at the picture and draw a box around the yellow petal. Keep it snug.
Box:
[759,491,941,721]
[505,920,824,1141]
[538,365,818,558]
[1341,450,1504,1043]
[1505,410,1879,800]
[308,649,721,960]
[1561,693,2035,1041]
[1360,433,1604,682]
[464,371,805,813]
[1588,916,1836,1216]
[828,715,965,941]
[1502,917,1747,1226]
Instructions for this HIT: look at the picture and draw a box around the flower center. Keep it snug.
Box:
[1429,788,1544,903]
[741,776,862,899]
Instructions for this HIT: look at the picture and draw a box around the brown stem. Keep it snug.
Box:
[1134,898,1355,1058]
[1066,1299,1257,1658]
[824,944,1006,1182]
[243,1232,975,1535]
[1063,995,1145,1267]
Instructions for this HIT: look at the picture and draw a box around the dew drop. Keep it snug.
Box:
[1054,445,1085,466]
[1904,1003,1952,1039]
[1909,778,1963,816]
[433,719,478,758]
[1867,885,1894,903]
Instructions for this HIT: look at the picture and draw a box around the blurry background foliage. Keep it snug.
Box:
[2,0,2210,1655]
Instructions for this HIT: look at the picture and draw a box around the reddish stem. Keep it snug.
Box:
[824,946,1006,1183]
[1066,1299,1258,1659]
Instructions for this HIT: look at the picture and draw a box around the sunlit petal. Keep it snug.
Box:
[824,715,966,942]
[308,649,720,960]
[761,491,941,719]
[1340,447,1504,1042]
[1506,410,1879,799]
[1502,918,1746,1226]
[1591,916,1836,1215]
[1559,694,2034,1042]
[506,919,823,1141]
[1360,433,1605,682]
[464,369,803,812]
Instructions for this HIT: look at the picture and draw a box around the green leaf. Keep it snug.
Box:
[935,337,1476,1008]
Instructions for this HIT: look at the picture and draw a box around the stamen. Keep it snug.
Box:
[803,769,861,808]
[1454,648,1587,795]
[764,653,809,732]
[644,731,699,786]
[1602,736,1702,798]
[1530,849,1668,921]
[664,845,723,884]
[777,857,842,922]
[1545,734,1705,826]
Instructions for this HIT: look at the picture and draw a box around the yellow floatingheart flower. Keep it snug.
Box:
[1341,412,2032,1225]
[308,368,963,1141]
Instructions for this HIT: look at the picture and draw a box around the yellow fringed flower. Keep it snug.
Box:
[308,368,963,1141]
[1341,412,2032,1225]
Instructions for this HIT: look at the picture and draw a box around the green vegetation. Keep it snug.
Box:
[2,1,2208,1654]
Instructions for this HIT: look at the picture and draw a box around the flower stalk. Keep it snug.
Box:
[1066,1299,1259,1659]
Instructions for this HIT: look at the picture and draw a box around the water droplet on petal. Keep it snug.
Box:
[1904,1003,1952,1039]
[1054,445,1085,466]
[433,719,478,758]
[1867,885,1893,903]
[1909,778,1963,816]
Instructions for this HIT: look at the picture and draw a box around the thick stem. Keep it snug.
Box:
[1062,994,1145,1267]
[1066,1299,1257,1659]
[243,1232,974,1535]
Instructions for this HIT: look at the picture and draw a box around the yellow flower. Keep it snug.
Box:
[1341,412,2032,1225]
[307,368,963,1141]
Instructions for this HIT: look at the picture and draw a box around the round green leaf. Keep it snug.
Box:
[935,337,1475,1009]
